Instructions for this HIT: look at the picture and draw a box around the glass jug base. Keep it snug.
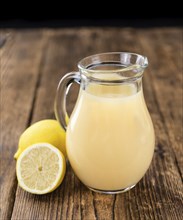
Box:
[87,184,136,194]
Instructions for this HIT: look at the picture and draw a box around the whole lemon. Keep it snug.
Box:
[14,119,66,159]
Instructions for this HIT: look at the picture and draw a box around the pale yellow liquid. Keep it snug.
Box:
[66,83,155,191]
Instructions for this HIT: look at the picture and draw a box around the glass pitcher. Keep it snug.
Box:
[55,52,155,194]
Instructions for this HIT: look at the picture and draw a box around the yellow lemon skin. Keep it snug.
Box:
[14,120,66,159]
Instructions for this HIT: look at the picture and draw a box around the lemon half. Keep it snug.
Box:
[16,143,66,194]
[14,119,66,159]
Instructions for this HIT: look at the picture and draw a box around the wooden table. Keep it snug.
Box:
[1,28,183,220]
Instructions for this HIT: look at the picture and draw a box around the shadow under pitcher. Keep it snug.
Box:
[54,52,155,194]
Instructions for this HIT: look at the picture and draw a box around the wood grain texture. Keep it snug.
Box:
[0,28,182,220]
[138,29,183,178]
[0,30,48,220]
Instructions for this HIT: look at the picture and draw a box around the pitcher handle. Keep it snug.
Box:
[54,72,80,131]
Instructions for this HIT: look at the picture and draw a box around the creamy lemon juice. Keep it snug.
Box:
[66,82,155,191]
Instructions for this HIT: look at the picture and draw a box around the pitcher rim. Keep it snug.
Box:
[78,52,148,82]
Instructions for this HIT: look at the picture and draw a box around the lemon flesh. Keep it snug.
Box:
[14,119,66,159]
[16,143,66,194]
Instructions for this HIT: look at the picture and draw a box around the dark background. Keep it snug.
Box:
[1,13,183,28]
[0,0,182,28]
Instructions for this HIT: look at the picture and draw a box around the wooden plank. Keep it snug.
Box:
[0,30,47,220]
[92,27,183,220]
[123,28,183,219]
[4,28,183,220]
[138,28,183,178]
[114,28,183,220]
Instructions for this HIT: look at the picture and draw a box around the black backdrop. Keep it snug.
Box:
[1,17,182,28]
